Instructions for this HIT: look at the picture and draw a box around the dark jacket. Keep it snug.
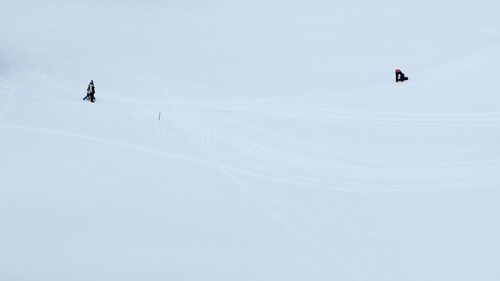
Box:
[87,83,95,94]
[395,70,407,82]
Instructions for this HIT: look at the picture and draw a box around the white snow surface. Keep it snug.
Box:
[1,0,500,280]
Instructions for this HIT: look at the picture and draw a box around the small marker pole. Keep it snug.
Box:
[158,112,161,121]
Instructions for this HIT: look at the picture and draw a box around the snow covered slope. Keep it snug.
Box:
[1,1,500,280]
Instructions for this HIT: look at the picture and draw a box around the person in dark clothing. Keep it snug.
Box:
[84,80,96,102]
[395,69,408,82]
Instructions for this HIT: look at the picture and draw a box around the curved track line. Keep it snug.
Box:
[0,123,211,166]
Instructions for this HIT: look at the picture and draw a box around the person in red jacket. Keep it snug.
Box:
[395,69,408,82]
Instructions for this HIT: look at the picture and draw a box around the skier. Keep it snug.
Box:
[83,80,96,103]
[395,69,408,82]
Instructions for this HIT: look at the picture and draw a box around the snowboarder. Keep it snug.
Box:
[83,80,96,103]
[395,69,408,82]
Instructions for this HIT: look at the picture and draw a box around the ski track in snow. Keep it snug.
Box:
[160,95,500,271]
[199,119,361,281]
[3,111,497,194]
[2,57,499,196]
[258,191,500,267]
[30,57,500,127]
[0,123,212,166]
[158,107,499,193]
